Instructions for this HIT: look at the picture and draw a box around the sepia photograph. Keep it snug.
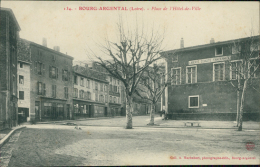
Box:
[0,1,259,166]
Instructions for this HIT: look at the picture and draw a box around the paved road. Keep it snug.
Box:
[4,123,260,166]
[39,115,260,130]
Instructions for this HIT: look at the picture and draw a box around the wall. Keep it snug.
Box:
[165,39,260,120]
[30,43,74,121]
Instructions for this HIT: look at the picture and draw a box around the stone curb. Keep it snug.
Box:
[0,126,26,147]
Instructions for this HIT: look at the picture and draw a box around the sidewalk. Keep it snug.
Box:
[0,126,26,147]
[34,115,260,130]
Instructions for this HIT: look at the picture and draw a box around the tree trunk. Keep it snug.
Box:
[236,75,241,127]
[238,79,248,131]
[148,103,155,125]
[126,95,133,129]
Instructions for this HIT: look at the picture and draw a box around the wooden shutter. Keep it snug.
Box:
[42,63,45,76]
[62,70,64,81]
[43,83,46,96]
[56,68,58,79]
[49,66,52,78]
[37,82,39,94]
[35,61,37,73]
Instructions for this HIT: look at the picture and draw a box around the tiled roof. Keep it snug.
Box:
[73,65,108,83]
[161,35,260,54]
[17,39,31,63]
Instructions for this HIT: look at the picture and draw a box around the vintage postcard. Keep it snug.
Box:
[0,1,259,166]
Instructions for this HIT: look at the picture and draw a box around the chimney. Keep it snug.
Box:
[42,38,47,47]
[210,38,215,44]
[180,38,184,48]
[53,46,60,52]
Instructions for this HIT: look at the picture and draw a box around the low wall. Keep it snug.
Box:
[168,112,260,121]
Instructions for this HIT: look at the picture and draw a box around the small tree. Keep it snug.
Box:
[229,35,259,131]
[92,17,165,129]
[136,63,170,125]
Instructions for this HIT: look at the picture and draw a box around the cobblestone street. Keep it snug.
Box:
[1,117,259,166]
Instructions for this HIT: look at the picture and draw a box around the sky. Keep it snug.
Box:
[1,1,259,64]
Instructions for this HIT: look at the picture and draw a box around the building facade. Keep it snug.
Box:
[73,65,110,118]
[18,38,74,121]
[17,39,31,123]
[0,8,21,129]
[161,36,260,121]
[73,62,126,118]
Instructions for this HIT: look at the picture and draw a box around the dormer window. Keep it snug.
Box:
[215,46,223,56]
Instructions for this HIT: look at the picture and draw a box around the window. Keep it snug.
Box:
[213,63,225,81]
[38,50,42,56]
[80,77,84,86]
[172,55,178,62]
[113,97,116,103]
[105,95,108,103]
[64,87,68,99]
[114,78,116,85]
[74,76,78,84]
[113,86,117,92]
[35,62,44,75]
[230,60,242,80]
[11,46,15,66]
[20,63,23,68]
[189,95,199,108]
[95,82,98,90]
[250,43,260,52]
[12,75,16,95]
[19,91,24,100]
[118,79,119,85]
[215,46,223,56]
[171,67,181,85]
[100,83,103,92]
[186,66,197,84]
[19,75,24,84]
[79,90,84,99]
[52,55,56,61]
[248,58,260,78]
[109,96,112,103]
[86,79,90,88]
[62,70,69,81]
[95,93,98,101]
[52,85,56,97]
[109,84,112,91]
[74,88,78,98]
[104,85,107,92]
[85,91,91,100]
[49,66,58,79]
[232,45,241,54]
[38,82,46,95]
[99,95,104,102]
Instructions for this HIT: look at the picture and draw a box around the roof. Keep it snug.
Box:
[18,39,31,63]
[161,35,260,55]
[20,38,74,60]
[73,65,109,83]
[0,7,21,31]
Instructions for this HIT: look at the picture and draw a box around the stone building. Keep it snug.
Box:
[0,8,21,129]
[73,62,126,118]
[17,39,31,123]
[161,36,260,121]
[73,65,109,118]
[18,38,74,121]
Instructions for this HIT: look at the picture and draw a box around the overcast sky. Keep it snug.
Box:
[1,1,259,63]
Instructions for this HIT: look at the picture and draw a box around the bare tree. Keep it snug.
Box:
[136,63,170,125]
[92,17,165,129]
[229,35,259,131]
